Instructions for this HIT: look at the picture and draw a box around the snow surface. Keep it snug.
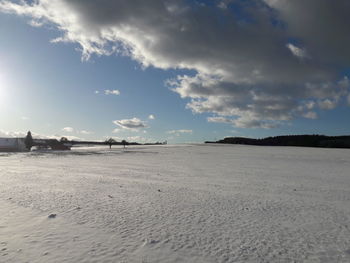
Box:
[1,144,350,262]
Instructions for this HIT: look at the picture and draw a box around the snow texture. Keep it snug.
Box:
[1,144,350,262]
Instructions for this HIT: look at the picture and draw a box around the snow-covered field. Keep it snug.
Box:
[1,144,350,262]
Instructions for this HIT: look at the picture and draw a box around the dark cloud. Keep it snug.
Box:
[264,0,350,66]
[1,0,349,128]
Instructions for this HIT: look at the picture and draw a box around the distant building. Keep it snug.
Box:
[0,138,28,152]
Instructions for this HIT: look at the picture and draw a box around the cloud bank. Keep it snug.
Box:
[1,0,350,128]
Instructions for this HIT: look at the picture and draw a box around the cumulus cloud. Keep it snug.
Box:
[1,0,350,128]
[113,117,148,130]
[62,127,74,132]
[104,89,120,95]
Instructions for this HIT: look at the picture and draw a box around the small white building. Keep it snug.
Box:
[0,138,28,152]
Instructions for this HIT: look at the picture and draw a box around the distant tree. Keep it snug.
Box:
[60,137,68,142]
[24,131,33,150]
[121,140,128,148]
[106,138,116,149]
[208,134,350,149]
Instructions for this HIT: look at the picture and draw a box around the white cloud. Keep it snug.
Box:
[207,116,233,124]
[79,130,93,135]
[217,2,228,10]
[167,129,193,136]
[113,118,148,130]
[0,130,84,141]
[305,101,315,110]
[61,128,93,135]
[28,19,44,27]
[286,43,308,59]
[62,127,74,133]
[0,130,28,138]
[127,136,153,143]
[302,111,318,120]
[318,99,337,110]
[207,116,279,129]
[104,89,120,96]
[1,0,350,128]
[148,114,155,120]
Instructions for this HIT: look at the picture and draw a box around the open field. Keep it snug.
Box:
[1,144,350,262]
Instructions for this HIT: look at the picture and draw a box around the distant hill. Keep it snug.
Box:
[205,135,350,148]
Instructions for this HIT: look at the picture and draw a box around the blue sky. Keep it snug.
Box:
[1,0,350,143]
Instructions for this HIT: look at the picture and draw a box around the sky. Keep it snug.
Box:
[0,0,350,144]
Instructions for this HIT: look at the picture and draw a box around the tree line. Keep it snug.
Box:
[206,135,350,148]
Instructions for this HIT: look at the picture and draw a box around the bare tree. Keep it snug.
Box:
[106,138,116,149]
[60,137,68,142]
[121,140,128,149]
